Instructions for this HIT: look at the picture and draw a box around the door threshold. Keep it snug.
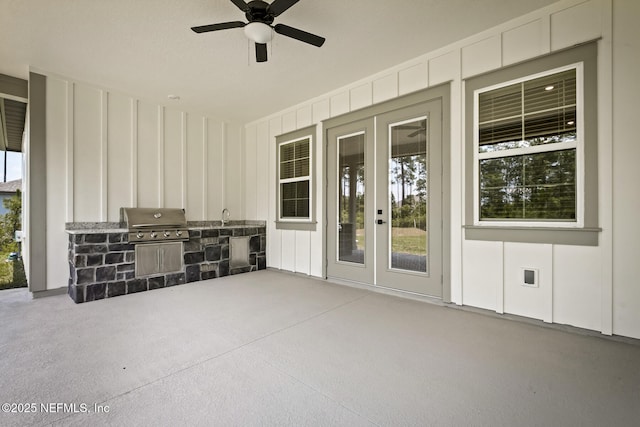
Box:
[326,276,444,306]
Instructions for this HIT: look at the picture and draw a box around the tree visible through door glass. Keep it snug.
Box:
[389,118,428,273]
[338,133,365,264]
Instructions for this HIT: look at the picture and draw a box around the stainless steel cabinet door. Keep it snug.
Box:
[135,242,183,277]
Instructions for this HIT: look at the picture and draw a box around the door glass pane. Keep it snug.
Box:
[389,118,428,273]
[338,133,365,264]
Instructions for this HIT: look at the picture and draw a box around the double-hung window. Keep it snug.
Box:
[475,66,581,224]
[464,42,599,246]
[276,125,316,230]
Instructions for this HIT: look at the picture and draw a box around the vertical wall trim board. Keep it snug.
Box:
[599,0,613,335]
[308,231,312,275]
[221,121,227,210]
[70,82,77,220]
[242,125,247,217]
[546,244,554,323]
[452,71,464,305]
[497,241,505,314]
[542,14,552,54]
[101,91,108,221]
[202,117,208,219]
[158,106,164,208]
[130,99,138,208]
[28,72,47,292]
[181,112,187,209]
[500,32,505,68]
[66,82,74,222]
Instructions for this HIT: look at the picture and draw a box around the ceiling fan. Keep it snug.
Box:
[191,0,325,63]
[396,120,427,138]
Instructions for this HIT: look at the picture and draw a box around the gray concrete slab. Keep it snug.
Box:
[1,270,639,426]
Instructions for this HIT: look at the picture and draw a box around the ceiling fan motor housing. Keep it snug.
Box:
[246,1,275,24]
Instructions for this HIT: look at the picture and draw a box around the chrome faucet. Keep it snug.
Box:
[221,208,230,226]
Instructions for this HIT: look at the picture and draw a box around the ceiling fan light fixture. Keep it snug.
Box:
[244,22,273,43]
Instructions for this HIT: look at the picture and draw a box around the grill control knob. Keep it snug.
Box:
[163,231,171,238]
[176,230,183,237]
[136,232,144,239]
[150,231,157,238]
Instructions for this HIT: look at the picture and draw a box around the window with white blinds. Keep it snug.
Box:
[475,66,581,222]
[279,137,311,219]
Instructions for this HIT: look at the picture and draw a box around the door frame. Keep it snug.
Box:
[321,84,452,302]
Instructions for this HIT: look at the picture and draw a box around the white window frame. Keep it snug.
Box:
[472,63,585,228]
[275,124,317,231]
[278,135,313,223]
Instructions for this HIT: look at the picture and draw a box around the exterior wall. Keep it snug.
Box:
[42,75,244,291]
[244,0,640,338]
[611,0,640,339]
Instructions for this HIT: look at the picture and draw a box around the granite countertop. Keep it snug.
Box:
[65,223,126,234]
[187,220,266,230]
[65,220,266,234]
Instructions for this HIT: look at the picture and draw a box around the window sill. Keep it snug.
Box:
[276,221,317,231]
[463,225,601,246]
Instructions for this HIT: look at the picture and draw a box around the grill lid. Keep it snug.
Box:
[122,208,187,229]
[121,208,189,243]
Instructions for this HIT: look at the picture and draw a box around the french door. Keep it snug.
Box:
[326,99,443,297]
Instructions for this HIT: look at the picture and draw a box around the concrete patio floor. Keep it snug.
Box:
[1,270,639,426]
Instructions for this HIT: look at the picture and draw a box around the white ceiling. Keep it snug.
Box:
[1,0,557,123]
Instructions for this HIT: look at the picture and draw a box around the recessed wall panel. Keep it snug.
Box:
[295,231,310,275]
[429,51,459,85]
[187,114,205,220]
[73,84,102,221]
[503,242,553,321]
[46,77,71,288]
[330,92,350,117]
[245,125,257,220]
[281,229,296,272]
[551,0,602,50]
[163,108,183,209]
[399,62,428,95]
[372,74,398,104]
[224,124,244,217]
[503,19,547,65]
[137,101,160,208]
[268,117,282,269]
[462,240,501,311]
[256,121,270,219]
[350,83,372,111]
[553,245,601,331]
[296,106,312,128]
[462,35,501,78]
[207,119,224,219]
[107,92,133,220]
[282,111,296,133]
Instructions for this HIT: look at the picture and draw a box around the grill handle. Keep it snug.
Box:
[131,223,185,228]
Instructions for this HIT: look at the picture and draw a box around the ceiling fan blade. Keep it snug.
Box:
[256,43,268,62]
[274,23,325,47]
[229,0,250,12]
[191,21,246,33]
[407,129,424,138]
[267,0,299,17]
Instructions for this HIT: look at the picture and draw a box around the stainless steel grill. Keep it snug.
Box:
[121,208,190,243]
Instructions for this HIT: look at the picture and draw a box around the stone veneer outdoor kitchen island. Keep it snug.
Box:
[66,222,266,303]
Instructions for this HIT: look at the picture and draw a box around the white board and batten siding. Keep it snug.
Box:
[45,75,242,290]
[243,0,640,338]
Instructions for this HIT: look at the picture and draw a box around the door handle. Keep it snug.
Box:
[376,219,387,225]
